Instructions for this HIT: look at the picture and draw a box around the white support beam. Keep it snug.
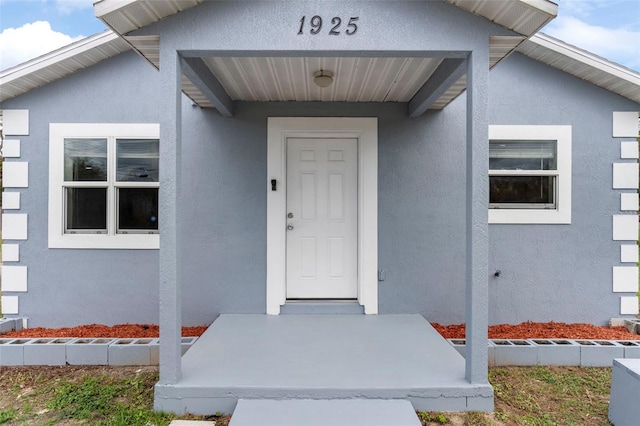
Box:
[408,58,467,118]
[181,57,234,117]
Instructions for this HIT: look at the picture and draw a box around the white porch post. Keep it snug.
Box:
[465,49,490,384]
[159,49,183,384]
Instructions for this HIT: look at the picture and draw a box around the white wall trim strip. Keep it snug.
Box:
[1,214,28,240]
[2,162,29,188]
[1,192,20,210]
[613,266,639,293]
[1,296,19,315]
[620,296,640,315]
[620,141,639,159]
[620,245,639,263]
[613,112,639,137]
[1,139,21,157]
[613,163,639,189]
[1,244,20,262]
[2,110,29,135]
[612,215,639,241]
[1,266,28,292]
[620,193,639,211]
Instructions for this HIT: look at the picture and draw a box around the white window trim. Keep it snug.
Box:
[49,123,160,249]
[267,117,378,315]
[488,125,572,224]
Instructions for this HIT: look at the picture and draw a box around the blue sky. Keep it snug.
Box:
[0,0,639,72]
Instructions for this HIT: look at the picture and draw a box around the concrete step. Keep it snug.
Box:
[228,399,421,426]
[279,301,364,314]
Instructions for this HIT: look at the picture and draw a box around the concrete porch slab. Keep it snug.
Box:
[154,314,493,415]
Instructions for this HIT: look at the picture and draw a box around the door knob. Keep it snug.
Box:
[287,224,294,230]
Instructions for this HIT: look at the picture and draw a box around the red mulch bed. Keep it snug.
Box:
[1,321,638,341]
[1,324,208,339]
[432,321,640,340]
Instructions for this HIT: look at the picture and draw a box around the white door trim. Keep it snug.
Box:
[267,117,378,314]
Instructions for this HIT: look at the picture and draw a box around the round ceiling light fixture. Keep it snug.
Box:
[313,70,334,88]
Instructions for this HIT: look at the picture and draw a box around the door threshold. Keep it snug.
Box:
[280,300,364,315]
[286,299,358,303]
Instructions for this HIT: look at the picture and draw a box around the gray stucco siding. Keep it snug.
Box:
[140,0,514,54]
[487,52,640,325]
[2,51,163,327]
[3,41,638,327]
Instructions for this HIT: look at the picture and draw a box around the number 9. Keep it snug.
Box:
[310,15,322,34]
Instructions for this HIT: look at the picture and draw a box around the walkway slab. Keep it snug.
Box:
[229,399,421,426]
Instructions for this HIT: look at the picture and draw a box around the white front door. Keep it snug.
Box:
[286,137,358,299]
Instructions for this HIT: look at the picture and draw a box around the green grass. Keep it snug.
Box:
[46,371,174,426]
[490,366,611,426]
[0,366,227,426]
[418,366,612,425]
[0,365,616,425]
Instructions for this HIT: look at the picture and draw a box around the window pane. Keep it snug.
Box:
[490,176,555,206]
[64,139,108,181]
[118,188,159,231]
[489,140,556,170]
[116,139,159,182]
[65,188,107,231]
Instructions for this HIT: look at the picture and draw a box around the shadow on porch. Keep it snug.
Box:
[154,314,493,415]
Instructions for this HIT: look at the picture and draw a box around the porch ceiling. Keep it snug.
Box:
[202,56,443,103]
[130,39,523,111]
[96,0,556,114]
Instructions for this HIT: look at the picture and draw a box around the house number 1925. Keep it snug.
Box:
[297,16,359,35]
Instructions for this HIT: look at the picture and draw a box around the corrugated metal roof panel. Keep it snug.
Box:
[202,56,442,103]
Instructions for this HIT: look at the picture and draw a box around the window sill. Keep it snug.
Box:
[489,208,571,225]
[48,233,159,249]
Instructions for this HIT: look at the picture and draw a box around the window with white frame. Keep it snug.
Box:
[488,125,572,224]
[49,123,160,249]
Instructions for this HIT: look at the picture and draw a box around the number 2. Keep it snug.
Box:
[346,17,359,35]
[329,17,341,35]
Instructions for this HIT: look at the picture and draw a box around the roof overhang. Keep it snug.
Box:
[4,2,638,112]
[92,0,558,114]
[0,31,130,103]
[517,33,640,104]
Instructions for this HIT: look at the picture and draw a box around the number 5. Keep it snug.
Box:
[346,17,359,35]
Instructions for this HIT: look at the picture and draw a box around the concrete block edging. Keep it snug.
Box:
[447,339,640,366]
[0,337,198,366]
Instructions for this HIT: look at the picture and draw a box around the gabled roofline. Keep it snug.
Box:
[0,30,131,103]
[517,33,640,103]
[529,33,640,84]
[2,3,638,107]
[1,30,120,83]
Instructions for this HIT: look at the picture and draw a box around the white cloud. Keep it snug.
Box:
[0,21,84,70]
[545,16,640,71]
[55,0,95,15]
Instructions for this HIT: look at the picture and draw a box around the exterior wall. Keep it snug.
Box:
[486,52,640,325]
[1,51,162,327]
[2,35,638,327]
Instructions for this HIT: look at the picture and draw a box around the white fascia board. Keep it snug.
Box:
[0,30,123,86]
[93,0,139,18]
[520,0,558,17]
[529,33,640,86]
